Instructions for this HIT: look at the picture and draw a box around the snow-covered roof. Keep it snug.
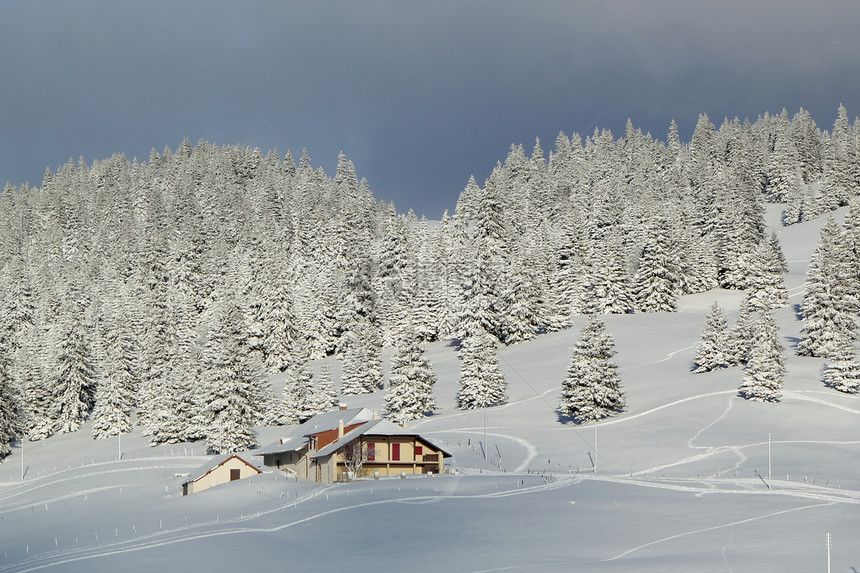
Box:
[253,435,309,456]
[310,418,452,459]
[298,407,375,436]
[184,453,262,485]
[254,407,375,456]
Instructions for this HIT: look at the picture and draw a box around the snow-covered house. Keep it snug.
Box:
[311,418,451,483]
[255,407,451,483]
[255,407,375,480]
[182,454,262,495]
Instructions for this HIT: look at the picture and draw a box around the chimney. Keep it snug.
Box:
[372,411,379,420]
[338,419,344,438]
[339,403,347,411]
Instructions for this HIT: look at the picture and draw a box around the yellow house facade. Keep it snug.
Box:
[182,454,262,495]
[311,418,451,483]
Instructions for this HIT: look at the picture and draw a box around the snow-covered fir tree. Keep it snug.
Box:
[91,320,136,439]
[340,323,383,394]
[797,218,858,358]
[282,359,317,424]
[49,297,97,435]
[0,108,857,444]
[692,302,731,373]
[744,239,788,312]
[457,326,508,409]
[559,317,625,423]
[727,295,756,366]
[198,292,260,454]
[632,222,682,313]
[148,358,204,446]
[384,330,437,423]
[339,261,383,394]
[738,308,785,402]
[0,330,19,458]
[317,364,338,411]
[822,340,860,394]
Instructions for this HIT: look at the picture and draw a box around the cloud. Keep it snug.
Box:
[2,1,860,216]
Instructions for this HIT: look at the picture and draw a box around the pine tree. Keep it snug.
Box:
[499,262,544,344]
[727,295,756,366]
[282,362,316,424]
[692,302,731,373]
[769,231,789,273]
[797,218,858,358]
[340,323,383,395]
[338,261,383,394]
[559,317,625,423]
[822,341,860,394]
[457,327,507,409]
[149,357,204,446]
[633,224,682,313]
[91,319,136,439]
[384,330,437,423]
[744,239,788,311]
[198,293,259,454]
[738,309,785,402]
[0,330,19,459]
[49,299,97,435]
[317,364,338,410]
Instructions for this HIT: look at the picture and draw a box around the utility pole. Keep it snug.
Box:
[21,437,24,481]
[826,532,831,573]
[768,433,772,490]
[483,413,487,461]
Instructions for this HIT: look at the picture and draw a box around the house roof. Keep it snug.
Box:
[184,453,262,485]
[310,418,453,459]
[253,435,309,456]
[254,407,375,456]
[298,407,375,436]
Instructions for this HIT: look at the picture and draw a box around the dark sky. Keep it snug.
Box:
[3,1,860,218]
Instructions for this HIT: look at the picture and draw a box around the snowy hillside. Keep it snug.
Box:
[1,205,858,571]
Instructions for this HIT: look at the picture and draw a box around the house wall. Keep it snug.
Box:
[186,457,260,494]
[329,436,445,481]
[315,454,336,483]
[262,450,312,479]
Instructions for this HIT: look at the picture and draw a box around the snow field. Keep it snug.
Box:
[1,204,860,570]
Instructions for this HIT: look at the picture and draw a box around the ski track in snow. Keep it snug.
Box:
[602,501,835,563]
[0,476,575,573]
[0,461,201,506]
[721,526,734,573]
[619,343,697,371]
[8,333,860,570]
[422,428,538,473]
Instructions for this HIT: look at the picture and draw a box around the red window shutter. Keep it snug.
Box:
[367,443,375,461]
[415,445,423,456]
[392,443,400,461]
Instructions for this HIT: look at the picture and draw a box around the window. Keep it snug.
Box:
[367,443,376,461]
[230,468,241,481]
[415,445,423,457]
[392,443,400,461]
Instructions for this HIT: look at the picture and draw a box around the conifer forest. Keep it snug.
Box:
[2,105,860,459]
